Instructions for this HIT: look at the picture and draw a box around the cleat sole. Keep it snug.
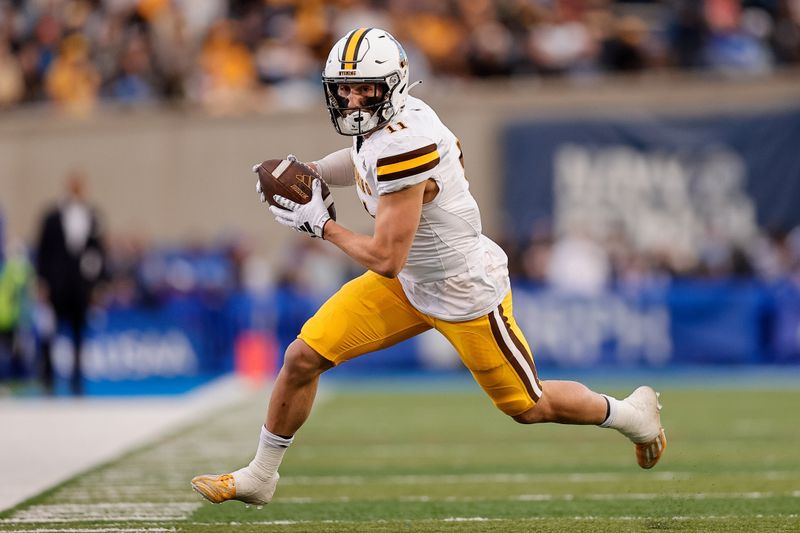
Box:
[635,428,667,469]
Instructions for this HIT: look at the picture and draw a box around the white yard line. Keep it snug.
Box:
[0,375,261,512]
[0,503,200,524]
[4,514,796,531]
[186,514,799,526]
[0,529,176,532]
[270,490,800,504]
[279,469,798,486]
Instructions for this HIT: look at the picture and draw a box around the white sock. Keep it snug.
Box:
[599,394,636,431]
[600,393,649,443]
[233,426,293,493]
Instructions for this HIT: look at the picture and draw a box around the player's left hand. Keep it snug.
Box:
[269,178,331,239]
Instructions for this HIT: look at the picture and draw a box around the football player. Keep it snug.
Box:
[192,28,666,506]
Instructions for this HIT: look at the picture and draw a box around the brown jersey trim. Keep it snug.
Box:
[377,143,437,166]
[376,156,440,182]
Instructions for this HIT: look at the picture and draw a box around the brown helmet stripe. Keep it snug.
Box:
[488,308,539,403]
[498,303,543,396]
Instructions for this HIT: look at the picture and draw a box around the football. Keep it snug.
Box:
[255,158,336,220]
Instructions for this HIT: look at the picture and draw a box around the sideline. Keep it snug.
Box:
[0,375,265,512]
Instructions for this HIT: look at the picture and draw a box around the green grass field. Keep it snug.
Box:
[2,379,799,532]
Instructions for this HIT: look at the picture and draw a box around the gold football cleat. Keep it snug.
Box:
[192,471,280,505]
[191,474,237,504]
[635,427,667,469]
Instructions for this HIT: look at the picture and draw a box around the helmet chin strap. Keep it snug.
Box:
[408,80,423,91]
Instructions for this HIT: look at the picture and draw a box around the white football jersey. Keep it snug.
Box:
[350,96,509,321]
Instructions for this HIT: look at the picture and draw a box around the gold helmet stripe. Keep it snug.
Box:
[340,27,371,70]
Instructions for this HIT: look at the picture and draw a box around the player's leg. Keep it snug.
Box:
[498,298,666,468]
[513,380,607,424]
[513,381,666,468]
[437,290,665,469]
[68,311,86,396]
[192,271,431,505]
[192,339,331,505]
[266,339,333,436]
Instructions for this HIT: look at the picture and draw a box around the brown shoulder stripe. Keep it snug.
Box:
[488,309,538,404]
[376,143,439,182]
[377,143,437,167]
[377,157,439,182]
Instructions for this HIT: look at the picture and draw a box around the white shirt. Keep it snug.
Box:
[61,200,91,256]
[350,96,509,321]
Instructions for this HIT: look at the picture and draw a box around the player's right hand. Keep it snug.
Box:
[269,178,332,239]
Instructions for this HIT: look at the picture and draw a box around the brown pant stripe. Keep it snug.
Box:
[498,304,542,398]
[488,308,537,404]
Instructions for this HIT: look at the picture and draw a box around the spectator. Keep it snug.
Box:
[45,33,100,116]
[0,0,795,114]
[195,19,257,114]
[0,36,24,108]
[34,170,107,395]
[771,0,800,64]
[527,1,596,76]
[601,15,650,72]
[107,32,157,105]
[547,227,611,295]
[0,212,32,384]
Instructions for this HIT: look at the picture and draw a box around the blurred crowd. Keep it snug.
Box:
[0,0,799,115]
[497,222,800,295]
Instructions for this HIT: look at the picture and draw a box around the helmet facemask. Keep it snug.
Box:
[323,73,402,136]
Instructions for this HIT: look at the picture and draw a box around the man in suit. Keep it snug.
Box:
[35,170,107,395]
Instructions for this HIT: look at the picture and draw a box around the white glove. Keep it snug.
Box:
[269,178,332,239]
[255,175,266,203]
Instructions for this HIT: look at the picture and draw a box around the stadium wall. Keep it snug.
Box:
[2,72,799,264]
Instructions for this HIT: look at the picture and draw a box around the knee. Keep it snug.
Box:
[511,395,551,425]
[282,340,332,381]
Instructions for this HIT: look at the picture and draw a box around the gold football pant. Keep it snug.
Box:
[298,271,543,416]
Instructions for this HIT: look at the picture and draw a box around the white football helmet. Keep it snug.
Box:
[322,28,411,136]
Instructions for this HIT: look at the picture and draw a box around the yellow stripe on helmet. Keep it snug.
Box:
[342,27,368,70]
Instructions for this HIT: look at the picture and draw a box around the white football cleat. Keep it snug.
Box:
[621,386,667,469]
[191,470,280,505]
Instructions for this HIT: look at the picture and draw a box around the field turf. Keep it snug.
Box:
[1,378,799,532]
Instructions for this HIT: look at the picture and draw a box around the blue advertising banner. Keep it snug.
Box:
[46,281,799,395]
[50,297,236,394]
[501,107,800,251]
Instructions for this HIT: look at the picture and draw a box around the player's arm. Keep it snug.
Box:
[322,181,425,278]
[309,148,354,187]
